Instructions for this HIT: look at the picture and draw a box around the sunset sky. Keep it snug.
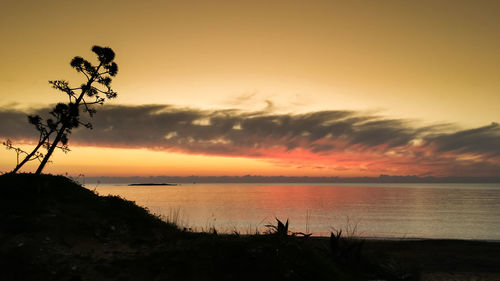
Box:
[1,0,499,177]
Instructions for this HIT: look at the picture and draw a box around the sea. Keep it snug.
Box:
[87,183,500,240]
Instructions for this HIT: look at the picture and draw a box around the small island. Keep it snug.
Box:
[128,183,178,186]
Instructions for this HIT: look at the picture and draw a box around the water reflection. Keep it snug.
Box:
[91,183,500,239]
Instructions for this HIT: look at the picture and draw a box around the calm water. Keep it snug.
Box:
[89,183,500,240]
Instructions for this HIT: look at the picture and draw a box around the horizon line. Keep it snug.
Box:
[76,174,500,184]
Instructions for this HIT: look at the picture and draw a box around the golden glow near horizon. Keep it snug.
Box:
[1,1,500,176]
[0,145,365,177]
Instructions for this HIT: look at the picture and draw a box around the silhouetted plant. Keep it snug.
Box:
[329,230,364,265]
[5,46,118,174]
[3,139,45,171]
[265,218,312,238]
[5,112,60,173]
[6,46,118,174]
[265,218,289,237]
[330,230,343,258]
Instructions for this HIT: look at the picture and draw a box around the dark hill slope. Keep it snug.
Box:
[0,173,355,281]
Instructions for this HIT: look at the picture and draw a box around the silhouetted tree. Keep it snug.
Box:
[34,46,118,174]
[5,46,118,174]
[3,139,45,172]
[6,112,64,173]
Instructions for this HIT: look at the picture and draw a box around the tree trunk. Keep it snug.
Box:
[11,137,47,173]
[35,63,102,175]
[35,125,66,174]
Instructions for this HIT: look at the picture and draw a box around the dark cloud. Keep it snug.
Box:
[1,104,499,171]
[349,119,417,148]
[425,122,500,157]
[0,110,28,138]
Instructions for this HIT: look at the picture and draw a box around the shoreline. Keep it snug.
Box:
[311,235,500,243]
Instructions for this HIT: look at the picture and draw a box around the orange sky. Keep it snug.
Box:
[1,0,499,177]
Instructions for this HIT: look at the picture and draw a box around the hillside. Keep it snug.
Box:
[0,173,359,281]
